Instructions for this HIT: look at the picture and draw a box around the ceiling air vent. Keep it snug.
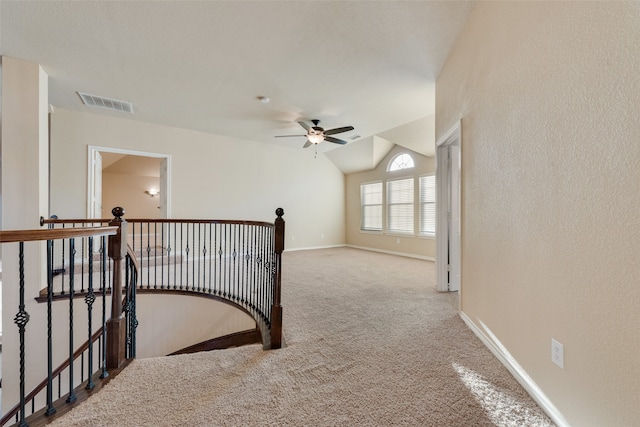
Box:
[77,92,133,114]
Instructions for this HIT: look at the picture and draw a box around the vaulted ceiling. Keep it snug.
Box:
[1,1,474,172]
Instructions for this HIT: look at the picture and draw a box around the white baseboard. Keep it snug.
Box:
[284,244,347,253]
[459,311,570,427]
[346,245,435,261]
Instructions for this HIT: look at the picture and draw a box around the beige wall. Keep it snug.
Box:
[436,2,640,426]
[346,145,435,259]
[1,57,50,414]
[49,108,346,250]
[102,172,161,219]
[136,295,256,358]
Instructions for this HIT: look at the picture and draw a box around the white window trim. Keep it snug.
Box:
[387,153,415,172]
[386,176,415,235]
[360,180,383,232]
[418,173,436,238]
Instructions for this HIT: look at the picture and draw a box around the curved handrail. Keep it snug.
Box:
[41,217,275,227]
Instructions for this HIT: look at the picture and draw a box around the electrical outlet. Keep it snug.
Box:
[551,338,564,369]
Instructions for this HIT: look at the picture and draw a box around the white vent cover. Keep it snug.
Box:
[77,92,133,114]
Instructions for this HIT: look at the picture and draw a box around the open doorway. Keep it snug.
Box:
[436,121,461,294]
[88,146,170,220]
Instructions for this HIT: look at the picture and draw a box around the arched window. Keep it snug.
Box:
[387,153,415,171]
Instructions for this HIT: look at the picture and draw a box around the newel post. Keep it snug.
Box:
[107,207,128,369]
[271,208,285,349]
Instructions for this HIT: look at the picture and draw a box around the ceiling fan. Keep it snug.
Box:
[275,119,354,148]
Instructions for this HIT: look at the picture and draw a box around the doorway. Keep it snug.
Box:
[87,146,171,220]
[436,121,461,293]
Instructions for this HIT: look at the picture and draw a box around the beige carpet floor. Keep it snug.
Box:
[48,247,554,426]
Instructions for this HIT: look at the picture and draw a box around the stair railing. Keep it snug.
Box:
[0,214,138,426]
[42,207,285,350]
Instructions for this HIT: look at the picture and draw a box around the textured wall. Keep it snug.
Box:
[436,2,640,426]
[49,108,346,250]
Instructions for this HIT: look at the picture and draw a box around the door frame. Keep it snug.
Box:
[87,146,171,219]
[436,121,461,293]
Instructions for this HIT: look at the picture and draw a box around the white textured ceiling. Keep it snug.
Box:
[0,1,474,171]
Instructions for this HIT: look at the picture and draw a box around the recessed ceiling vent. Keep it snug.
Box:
[77,92,133,114]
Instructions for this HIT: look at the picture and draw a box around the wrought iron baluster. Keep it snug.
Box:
[242,225,248,304]
[101,235,109,379]
[154,221,158,289]
[215,223,221,295]
[46,240,57,416]
[196,223,201,292]
[146,222,153,289]
[232,224,237,300]
[251,225,257,310]
[161,221,165,289]
[208,223,213,294]
[66,238,77,403]
[15,242,30,426]
[85,236,96,390]
[229,224,238,300]
[128,256,138,358]
[232,224,240,301]
[178,223,182,290]
[258,225,263,311]
[125,256,132,358]
[60,224,67,295]
[223,224,228,298]
[170,222,176,290]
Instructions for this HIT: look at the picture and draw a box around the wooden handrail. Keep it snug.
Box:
[0,226,118,243]
[126,244,140,273]
[42,217,275,227]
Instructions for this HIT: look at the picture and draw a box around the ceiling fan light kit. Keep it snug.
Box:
[275,119,355,150]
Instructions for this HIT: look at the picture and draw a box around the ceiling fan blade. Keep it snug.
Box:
[303,140,313,148]
[324,126,354,136]
[298,121,311,131]
[274,134,306,138]
[325,136,348,145]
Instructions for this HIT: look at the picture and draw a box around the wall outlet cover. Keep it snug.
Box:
[551,338,564,369]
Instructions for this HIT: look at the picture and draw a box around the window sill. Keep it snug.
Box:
[360,229,383,235]
[418,233,436,240]
[385,231,416,238]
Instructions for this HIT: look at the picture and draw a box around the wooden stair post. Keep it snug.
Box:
[107,207,128,369]
[270,208,285,349]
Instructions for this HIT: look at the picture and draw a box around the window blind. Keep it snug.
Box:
[387,178,414,233]
[420,175,436,235]
[361,182,383,231]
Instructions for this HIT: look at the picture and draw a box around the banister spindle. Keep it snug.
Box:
[45,239,57,416]
[66,238,77,402]
[85,236,96,390]
[100,235,109,379]
[15,242,30,426]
